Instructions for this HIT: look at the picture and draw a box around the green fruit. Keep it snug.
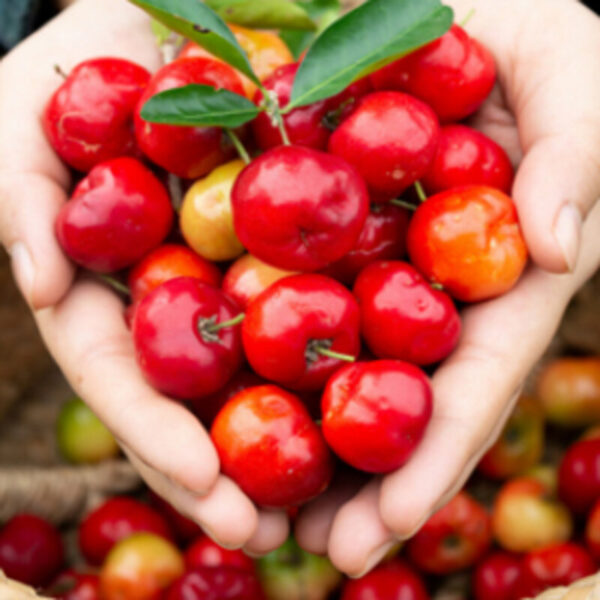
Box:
[56,397,119,463]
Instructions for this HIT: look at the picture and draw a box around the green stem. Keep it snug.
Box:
[54,64,68,79]
[225,128,251,164]
[414,180,427,203]
[315,347,356,362]
[259,83,291,146]
[275,111,291,146]
[99,274,130,296]
[459,8,476,27]
[206,313,246,333]
[390,198,417,211]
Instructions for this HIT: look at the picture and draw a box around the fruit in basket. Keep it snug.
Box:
[56,397,119,464]
[55,157,173,273]
[0,514,64,587]
[492,476,572,553]
[211,385,333,507]
[353,261,461,365]
[321,360,432,473]
[165,567,265,600]
[135,57,244,179]
[185,535,255,573]
[132,278,243,400]
[43,57,150,172]
[407,185,528,302]
[328,91,440,201]
[232,146,369,271]
[100,532,184,600]
[78,497,172,566]
[471,552,521,600]
[406,491,492,575]
[46,569,101,600]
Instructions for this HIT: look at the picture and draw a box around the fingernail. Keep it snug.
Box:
[9,242,35,304]
[351,541,397,579]
[553,203,582,272]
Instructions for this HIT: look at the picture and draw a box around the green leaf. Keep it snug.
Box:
[140,84,260,128]
[287,0,453,109]
[128,0,259,83]
[205,0,317,30]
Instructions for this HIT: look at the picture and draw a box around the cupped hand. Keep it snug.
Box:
[0,0,288,555]
[295,0,600,575]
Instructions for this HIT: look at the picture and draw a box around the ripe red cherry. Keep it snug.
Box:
[0,514,64,587]
[322,360,432,473]
[135,57,244,179]
[232,145,369,271]
[242,274,360,390]
[353,261,461,365]
[328,91,440,201]
[55,157,173,272]
[341,559,428,600]
[211,385,333,507]
[184,535,255,573]
[371,25,495,123]
[321,203,410,285]
[472,553,521,600]
[43,58,150,172]
[422,125,514,194]
[46,570,101,600]
[128,244,222,304]
[78,496,173,566]
[165,568,265,600]
[558,437,600,515]
[132,277,243,400]
[407,185,528,302]
[406,492,492,575]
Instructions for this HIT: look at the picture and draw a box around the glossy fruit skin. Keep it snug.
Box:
[341,559,429,600]
[328,91,440,201]
[135,57,244,179]
[407,186,528,302]
[513,543,596,598]
[422,125,514,194]
[322,360,432,473]
[406,492,492,575]
[128,244,222,305]
[536,357,600,427]
[99,532,184,600]
[78,497,173,566]
[180,160,246,262]
[321,204,410,285]
[211,385,333,507]
[472,552,521,600]
[371,25,496,123]
[222,254,297,310]
[165,567,265,600]
[585,499,600,561]
[232,145,369,272]
[492,477,572,553]
[478,396,545,480]
[56,157,173,272]
[132,277,243,400]
[46,570,101,600]
[148,492,202,545]
[558,437,600,515]
[242,274,361,390]
[185,535,255,573]
[43,58,150,172]
[56,397,119,464]
[0,514,64,587]
[353,261,461,365]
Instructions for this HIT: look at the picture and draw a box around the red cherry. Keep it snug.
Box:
[422,125,514,194]
[242,274,361,390]
[165,567,265,600]
[353,261,461,365]
[232,146,369,271]
[0,514,64,587]
[128,244,222,304]
[407,185,528,302]
[371,25,495,123]
[322,360,432,473]
[43,58,150,172]
[184,535,255,573]
[558,437,600,515]
[148,492,202,545]
[328,91,440,201]
[132,277,243,400]
[78,497,173,566]
[135,57,245,179]
[321,203,410,285]
[55,157,173,272]
[46,570,101,600]
[211,385,333,507]
[472,553,522,600]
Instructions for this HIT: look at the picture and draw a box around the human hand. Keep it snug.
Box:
[0,0,288,555]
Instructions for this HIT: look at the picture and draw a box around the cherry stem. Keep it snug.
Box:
[54,64,68,79]
[315,347,356,362]
[225,128,251,165]
[98,274,130,296]
[168,173,184,213]
[258,83,292,146]
[414,181,427,203]
[390,198,417,211]
[206,313,246,333]
[460,8,476,27]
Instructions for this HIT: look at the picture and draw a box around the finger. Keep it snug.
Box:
[243,511,289,557]
[34,278,220,495]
